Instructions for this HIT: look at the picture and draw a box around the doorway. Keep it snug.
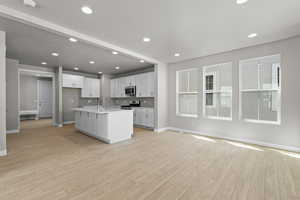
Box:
[18,69,56,130]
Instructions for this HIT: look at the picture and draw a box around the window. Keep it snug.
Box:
[176,69,198,117]
[205,75,214,90]
[203,63,232,120]
[239,54,281,124]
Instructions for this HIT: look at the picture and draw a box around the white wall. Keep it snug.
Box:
[168,36,300,150]
[6,58,57,131]
[20,75,38,111]
[0,31,6,156]
[6,59,18,131]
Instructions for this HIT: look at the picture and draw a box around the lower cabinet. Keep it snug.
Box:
[133,107,154,128]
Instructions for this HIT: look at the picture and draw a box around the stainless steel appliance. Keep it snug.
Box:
[125,86,136,97]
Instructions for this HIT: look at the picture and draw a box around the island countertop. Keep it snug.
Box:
[73,107,133,114]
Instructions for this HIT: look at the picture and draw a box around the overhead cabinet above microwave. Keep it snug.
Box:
[63,73,100,98]
[110,72,155,98]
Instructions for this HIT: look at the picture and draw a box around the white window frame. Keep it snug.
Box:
[202,62,233,121]
[176,68,198,118]
[239,54,281,125]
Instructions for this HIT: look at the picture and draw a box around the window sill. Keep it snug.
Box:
[203,116,232,121]
[241,89,280,92]
[243,119,281,125]
[176,114,198,118]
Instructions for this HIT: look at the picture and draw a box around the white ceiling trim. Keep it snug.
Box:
[0,5,162,65]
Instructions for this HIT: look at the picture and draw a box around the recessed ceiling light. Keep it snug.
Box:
[36,74,41,77]
[112,51,119,55]
[74,67,79,71]
[248,33,258,38]
[140,60,145,63]
[174,53,180,57]
[143,37,151,42]
[51,52,59,56]
[23,0,37,8]
[98,72,102,74]
[89,61,95,64]
[41,62,47,65]
[115,66,120,70]
[81,6,93,15]
[236,0,248,4]
[69,37,78,42]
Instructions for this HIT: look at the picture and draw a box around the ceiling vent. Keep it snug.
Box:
[23,0,37,8]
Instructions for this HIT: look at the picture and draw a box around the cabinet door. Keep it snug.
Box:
[82,78,100,98]
[92,78,100,97]
[81,78,89,97]
[142,108,149,127]
[75,111,81,130]
[74,75,84,88]
[136,74,147,97]
[63,74,72,88]
[127,75,136,86]
[142,73,149,97]
[63,74,84,88]
[89,113,97,136]
[133,110,137,124]
[110,79,116,97]
[96,114,108,138]
[135,108,144,125]
[118,78,126,97]
[81,112,88,132]
[146,108,154,128]
[147,72,155,97]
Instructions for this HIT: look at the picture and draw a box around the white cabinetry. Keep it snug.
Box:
[81,77,100,98]
[110,79,117,98]
[111,72,154,98]
[63,74,84,88]
[133,107,154,128]
[74,109,133,144]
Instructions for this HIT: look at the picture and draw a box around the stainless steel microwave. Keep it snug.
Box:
[125,86,136,97]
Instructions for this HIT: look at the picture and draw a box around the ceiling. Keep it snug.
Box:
[0,16,153,74]
[1,0,300,64]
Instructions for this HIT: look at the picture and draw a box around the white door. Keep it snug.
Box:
[38,79,53,118]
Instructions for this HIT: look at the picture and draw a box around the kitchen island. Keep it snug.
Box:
[74,108,133,144]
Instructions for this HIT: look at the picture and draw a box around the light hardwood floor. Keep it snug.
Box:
[1,120,300,200]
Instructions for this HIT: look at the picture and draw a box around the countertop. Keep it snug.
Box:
[73,108,133,114]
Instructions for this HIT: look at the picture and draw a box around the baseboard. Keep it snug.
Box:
[154,127,171,133]
[0,149,7,156]
[54,123,63,127]
[6,129,19,134]
[167,127,300,153]
[63,121,75,125]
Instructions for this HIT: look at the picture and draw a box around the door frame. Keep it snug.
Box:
[18,69,56,129]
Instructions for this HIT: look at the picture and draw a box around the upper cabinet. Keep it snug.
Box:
[63,73,100,98]
[81,77,100,98]
[62,74,84,88]
[111,72,155,98]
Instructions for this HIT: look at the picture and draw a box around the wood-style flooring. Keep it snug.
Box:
[1,119,300,200]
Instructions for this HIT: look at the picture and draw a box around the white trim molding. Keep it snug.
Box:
[167,127,300,153]
[6,129,19,134]
[154,127,171,133]
[0,5,161,65]
[0,149,7,156]
[53,123,63,128]
[63,121,75,125]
